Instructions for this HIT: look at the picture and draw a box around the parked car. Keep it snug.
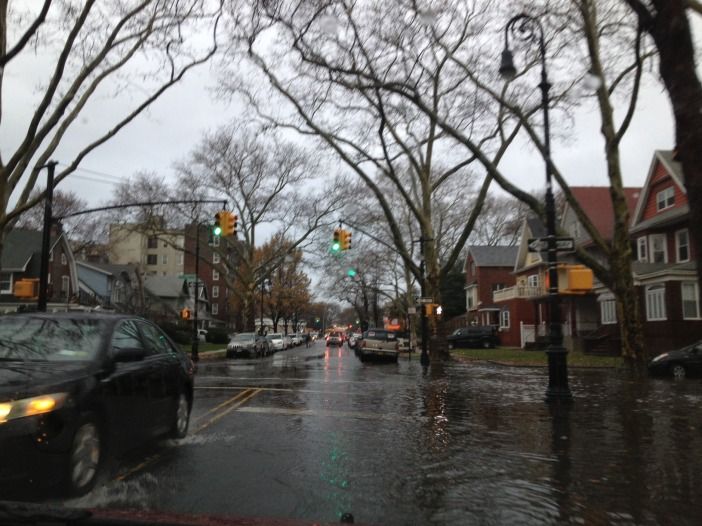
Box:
[357,329,399,362]
[266,333,285,353]
[326,332,344,346]
[347,332,363,349]
[197,328,208,342]
[648,341,702,379]
[447,326,499,349]
[0,312,194,496]
[226,332,267,358]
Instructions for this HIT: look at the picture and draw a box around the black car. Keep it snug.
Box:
[648,341,702,379]
[0,313,194,496]
[447,326,499,349]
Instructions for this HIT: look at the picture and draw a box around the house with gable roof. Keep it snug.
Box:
[0,227,79,311]
[463,245,519,339]
[589,150,702,355]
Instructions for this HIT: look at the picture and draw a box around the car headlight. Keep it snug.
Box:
[0,393,68,424]
[652,353,669,363]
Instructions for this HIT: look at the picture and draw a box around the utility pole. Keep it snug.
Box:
[38,161,58,312]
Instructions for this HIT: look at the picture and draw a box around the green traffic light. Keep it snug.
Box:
[347,268,357,277]
[331,242,340,252]
[213,226,222,236]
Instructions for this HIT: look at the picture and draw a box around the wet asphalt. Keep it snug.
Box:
[48,341,702,524]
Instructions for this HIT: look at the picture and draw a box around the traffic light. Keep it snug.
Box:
[213,211,224,237]
[341,229,352,251]
[332,228,341,253]
[229,213,238,237]
[14,279,38,299]
[180,307,192,320]
[347,268,357,277]
[424,303,443,317]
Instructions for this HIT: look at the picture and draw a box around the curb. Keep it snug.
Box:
[451,355,619,369]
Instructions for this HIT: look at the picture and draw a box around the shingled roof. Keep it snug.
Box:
[1,228,43,271]
[468,245,519,267]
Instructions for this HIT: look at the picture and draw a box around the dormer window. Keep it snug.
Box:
[656,187,675,211]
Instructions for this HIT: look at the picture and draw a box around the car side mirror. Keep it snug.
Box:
[113,347,146,362]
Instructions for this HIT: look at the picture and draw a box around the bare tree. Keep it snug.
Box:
[0,0,223,259]
[174,123,344,330]
[225,0,534,358]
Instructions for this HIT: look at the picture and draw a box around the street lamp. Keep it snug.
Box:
[500,13,572,401]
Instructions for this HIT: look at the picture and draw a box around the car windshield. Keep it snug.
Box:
[267,334,282,340]
[0,317,105,362]
[233,333,255,341]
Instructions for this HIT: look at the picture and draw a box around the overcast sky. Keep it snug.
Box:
[1,8,686,215]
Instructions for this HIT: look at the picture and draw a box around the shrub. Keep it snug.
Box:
[206,328,230,344]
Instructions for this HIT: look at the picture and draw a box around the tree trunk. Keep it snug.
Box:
[641,2,702,306]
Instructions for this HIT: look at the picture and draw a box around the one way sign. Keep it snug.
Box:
[527,237,575,253]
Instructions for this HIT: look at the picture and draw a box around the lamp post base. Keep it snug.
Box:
[545,346,572,402]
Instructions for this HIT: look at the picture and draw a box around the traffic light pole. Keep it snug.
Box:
[191,223,202,363]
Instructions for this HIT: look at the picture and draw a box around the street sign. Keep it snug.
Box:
[408,307,417,314]
[418,297,433,304]
[527,237,575,253]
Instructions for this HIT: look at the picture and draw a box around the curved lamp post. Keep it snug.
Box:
[500,13,572,402]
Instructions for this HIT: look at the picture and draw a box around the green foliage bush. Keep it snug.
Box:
[206,328,230,344]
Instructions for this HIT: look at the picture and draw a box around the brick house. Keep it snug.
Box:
[592,150,702,355]
[463,246,519,337]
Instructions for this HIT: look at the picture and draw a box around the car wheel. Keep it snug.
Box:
[671,363,686,379]
[169,392,191,439]
[66,417,101,497]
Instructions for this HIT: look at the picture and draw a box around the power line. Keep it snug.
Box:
[57,162,126,182]
[69,174,119,185]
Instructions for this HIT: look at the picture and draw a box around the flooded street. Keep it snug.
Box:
[49,342,702,524]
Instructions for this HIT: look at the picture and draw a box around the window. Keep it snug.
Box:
[656,187,675,211]
[649,234,667,263]
[212,303,219,315]
[146,254,158,265]
[676,229,690,262]
[147,236,158,249]
[637,237,648,262]
[138,322,172,355]
[492,283,505,292]
[527,274,540,288]
[61,253,67,265]
[600,299,617,324]
[47,273,51,284]
[212,285,219,298]
[212,269,219,281]
[177,254,184,266]
[499,310,510,329]
[0,272,12,294]
[645,284,666,321]
[681,282,700,319]
[61,275,70,293]
[111,321,144,354]
[162,254,168,265]
[213,252,221,264]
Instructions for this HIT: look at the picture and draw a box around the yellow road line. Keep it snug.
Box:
[193,388,253,423]
[194,388,262,434]
[115,388,260,481]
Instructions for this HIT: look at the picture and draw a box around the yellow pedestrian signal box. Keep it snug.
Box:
[180,308,192,320]
[14,279,39,299]
[424,303,442,317]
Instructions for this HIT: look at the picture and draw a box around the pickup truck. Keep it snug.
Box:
[357,329,399,362]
